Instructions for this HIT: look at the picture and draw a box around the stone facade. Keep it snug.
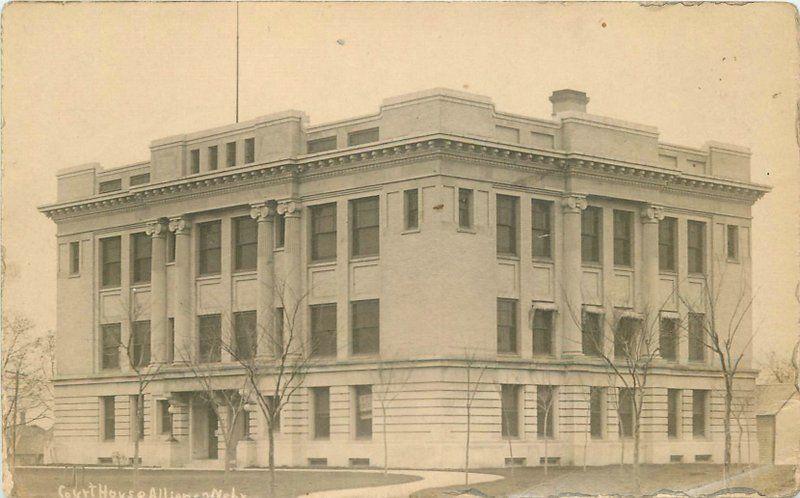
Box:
[40,88,768,469]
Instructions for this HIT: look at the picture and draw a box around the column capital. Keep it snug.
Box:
[145,219,169,238]
[561,194,588,214]
[250,202,276,222]
[168,216,191,235]
[641,205,665,223]
[276,200,302,217]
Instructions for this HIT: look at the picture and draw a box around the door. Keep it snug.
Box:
[208,407,219,460]
[756,415,775,464]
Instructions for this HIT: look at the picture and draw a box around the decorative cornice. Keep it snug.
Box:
[39,134,771,222]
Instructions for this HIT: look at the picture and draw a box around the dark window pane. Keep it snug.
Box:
[581,207,602,263]
[532,200,552,258]
[307,136,337,153]
[618,388,634,437]
[190,149,200,174]
[244,137,255,163]
[497,299,517,353]
[101,323,121,370]
[265,395,280,431]
[208,146,218,171]
[129,173,150,186]
[103,397,116,440]
[69,241,80,274]
[167,231,176,263]
[614,317,640,359]
[234,311,257,360]
[692,390,707,437]
[404,189,419,230]
[198,221,222,275]
[274,308,284,357]
[659,217,677,271]
[234,217,258,271]
[687,221,706,274]
[660,318,678,361]
[313,388,330,439]
[275,214,285,248]
[351,197,380,258]
[459,189,473,229]
[613,210,632,266]
[501,385,520,438]
[347,128,379,147]
[537,385,555,438]
[582,312,603,356]
[496,195,518,256]
[98,179,122,193]
[198,315,222,362]
[532,309,553,355]
[310,304,337,357]
[131,233,152,284]
[311,204,337,261]
[590,387,604,439]
[226,142,237,167]
[727,225,739,260]
[160,400,172,435]
[352,300,379,355]
[131,321,151,367]
[101,237,121,288]
[355,385,372,439]
[688,313,705,362]
[667,389,680,438]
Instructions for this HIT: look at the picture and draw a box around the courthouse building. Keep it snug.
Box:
[40,88,768,469]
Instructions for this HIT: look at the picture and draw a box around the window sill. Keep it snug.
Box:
[497,352,521,357]
[350,256,379,265]
[582,262,603,270]
[659,269,677,276]
[196,274,222,282]
[131,282,151,290]
[99,286,122,292]
[613,265,633,271]
[273,246,285,253]
[166,261,176,267]
[232,270,257,278]
[309,259,337,268]
[68,272,81,279]
[726,258,740,265]
[401,228,420,235]
[497,254,520,261]
[532,257,554,264]
[688,272,706,278]
[457,227,476,234]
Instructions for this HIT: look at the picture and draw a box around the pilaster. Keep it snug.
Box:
[277,200,303,354]
[251,202,277,358]
[169,216,193,363]
[146,219,169,363]
[561,194,587,356]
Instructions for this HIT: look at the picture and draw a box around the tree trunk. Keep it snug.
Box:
[133,392,142,487]
[724,386,733,483]
[633,414,641,495]
[382,402,389,475]
[268,423,276,497]
[544,412,549,477]
[465,404,471,486]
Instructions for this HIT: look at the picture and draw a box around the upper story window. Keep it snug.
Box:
[614,317,640,360]
[726,225,739,261]
[581,206,602,264]
[500,384,521,438]
[198,314,222,363]
[497,298,518,354]
[275,214,286,249]
[131,321,151,367]
[688,312,706,362]
[131,233,152,284]
[532,309,553,355]
[234,310,257,360]
[100,236,121,288]
[208,146,219,171]
[496,195,518,256]
[189,149,200,174]
[659,217,677,272]
[307,136,337,154]
[351,299,379,355]
[101,323,121,370]
[233,216,257,271]
[687,220,706,274]
[582,311,603,357]
[660,317,678,361]
[404,189,419,230]
[198,221,221,275]
[532,199,553,259]
[69,241,80,275]
[244,137,255,164]
[613,210,633,267]
[310,303,337,357]
[129,173,150,187]
[347,127,379,147]
[458,189,473,229]
[226,142,237,167]
[311,203,337,262]
[98,179,122,194]
[166,231,176,263]
[351,197,379,258]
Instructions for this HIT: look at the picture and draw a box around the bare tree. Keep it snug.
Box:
[218,278,314,496]
[462,351,487,486]
[758,350,796,383]
[373,357,412,476]
[676,266,757,482]
[536,385,556,476]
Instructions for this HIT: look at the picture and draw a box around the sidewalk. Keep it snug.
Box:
[300,469,503,498]
[685,465,770,497]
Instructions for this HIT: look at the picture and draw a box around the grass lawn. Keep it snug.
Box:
[11,466,420,498]
[412,464,756,497]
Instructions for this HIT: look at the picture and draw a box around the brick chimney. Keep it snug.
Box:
[549,89,589,116]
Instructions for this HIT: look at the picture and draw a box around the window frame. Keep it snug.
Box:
[226,141,237,167]
[581,206,602,264]
[101,323,121,370]
[312,387,331,440]
[613,210,633,267]
[532,309,553,356]
[131,232,152,284]
[536,385,556,439]
[69,241,81,275]
[351,299,380,356]
[189,149,200,174]
[458,188,474,230]
[687,220,706,274]
[233,310,257,360]
[310,203,337,262]
[404,189,419,231]
[310,303,337,358]
[350,196,380,258]
[496,194,519,256]
[354,385,373,440]
[244,137,255,164]
[233,216,258,272]
[659,217,678,272]
[497,298,518,354]
[726,224,740,262]
[582,311,604,357]
[501,384,521,439]
[197,220,222,276]
[198,314,222,363]
[100,236,122,288]
[532,199,553,259]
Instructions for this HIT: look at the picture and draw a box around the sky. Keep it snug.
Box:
[2,2,798,364]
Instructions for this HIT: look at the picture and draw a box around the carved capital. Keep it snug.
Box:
[145,219,168,238]
[168,216,191,235]
[641,205,665,223]
[276,200,301,217]
[561,195,588,214]
[250,202,276,223]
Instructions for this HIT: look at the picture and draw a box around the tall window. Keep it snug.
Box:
[614,317,639,359]
[131,321,151,367]
[687,220,706,274]
[582,312,603,357]
[667,389,681,438]
[168,318,175,363]
[313,387,330,439]
[727,225,739,261]
[497,299,518,354]
[351,197,379,258]
[354,385,373,439]
[613,210,633,266]
[190,149,200,174]
[101,236,121,288]
[274,308,284,356]
[275,214,286,249]
[159,400,172,435]
[198,221,221,275]
[532,309,553,355]
[234,311,257,360]
[537,385,555,439]
[501,385,520,438]
[131,233,152,284]
[198,314,222,363]
[226,141,237,167]
[688,313,706,362]
[458,189,473,229]
[69,241,80,275]
[208,146,218,171]
[101,323,121,370]
[496,195,518,256]
[310,304,337,357]
[167,231,176,263]
[659,217,677,271]
[233,217,257,271]
[352,300,379,355]
[311,203,337,261]
[532,199,553,259]
[347,128,379,147]
[618,388,634,438]
[660,318,678,361]
[244,137,255,163]
[102,396,116,440]
[581,207,602,263]
[590,387,604,439]
[692,390,708,437]
[404,189,419,230]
